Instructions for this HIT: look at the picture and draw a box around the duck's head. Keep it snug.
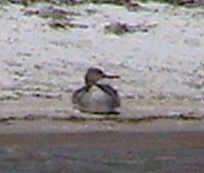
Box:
[85,67,119,87]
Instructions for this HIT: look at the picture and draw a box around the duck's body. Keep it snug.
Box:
[72,68,120,114]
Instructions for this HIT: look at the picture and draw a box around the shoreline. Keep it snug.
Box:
[0,96,204,134]
[0,118,203,134]
[1,130,204,145]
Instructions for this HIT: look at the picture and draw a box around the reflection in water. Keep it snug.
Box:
[0,132,204,173]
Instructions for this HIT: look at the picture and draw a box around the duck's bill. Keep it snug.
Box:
[103,74,120,79]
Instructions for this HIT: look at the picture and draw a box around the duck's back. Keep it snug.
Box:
[96,84,120,107]
[72,86,87,105]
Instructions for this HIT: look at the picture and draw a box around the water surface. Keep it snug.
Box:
[0,131,203,173]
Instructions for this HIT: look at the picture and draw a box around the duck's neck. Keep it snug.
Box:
[85,80,95,91]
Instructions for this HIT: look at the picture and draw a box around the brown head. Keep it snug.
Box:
[85,67,119,87]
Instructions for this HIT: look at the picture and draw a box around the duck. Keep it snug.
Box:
[72,67,120,114]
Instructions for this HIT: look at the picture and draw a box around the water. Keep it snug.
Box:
[0,132,204,173]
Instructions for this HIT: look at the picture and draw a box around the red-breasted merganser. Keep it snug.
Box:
[72,67,120,113]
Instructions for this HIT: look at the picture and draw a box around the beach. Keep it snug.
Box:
[0,1,204,172]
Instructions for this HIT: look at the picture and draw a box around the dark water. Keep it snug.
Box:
[0,132,204,173]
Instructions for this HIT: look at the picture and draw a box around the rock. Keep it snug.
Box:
[24,3,80,19]
[9,0,33,6]
[104,21,158,35]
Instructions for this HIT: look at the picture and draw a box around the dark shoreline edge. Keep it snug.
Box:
[0,131,204,147]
